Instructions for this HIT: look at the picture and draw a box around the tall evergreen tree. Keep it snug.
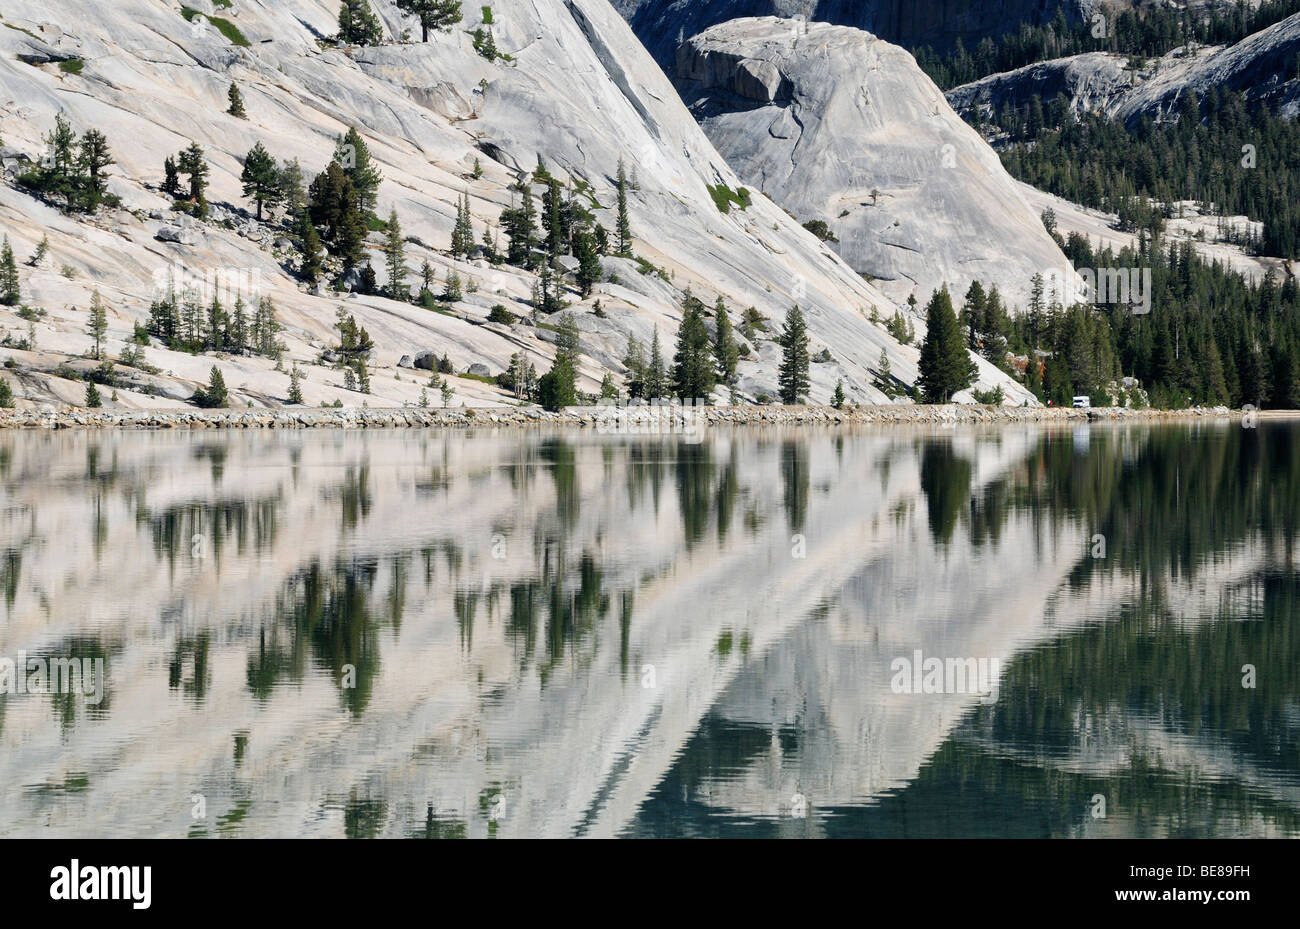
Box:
[450,192,475,258]
[276,158,307,220]
[383,206,408,299]
[673,296,716,401]
[240,142,281,221]
[538,312,580,411]
[777,304,810,405]
[645,329,667,401]
[87,289,108,359]
[395,0,462,42]
[333,127,382,215]
[541,176,566,258]
[918,287,977,404]
[623,334,647,400]
[615,158,633,257]
[162,155,181,199]
[176,143,209,206]
[0,236,20,306]
[961,280,987,350]
[338,0,384,46]
[308,162,366,271]
[26,113,79,210]
[501,174,538,268]
[574,228,601,297]
[76,129,113,212]
[297,212,324,284]
[713,296,739,386]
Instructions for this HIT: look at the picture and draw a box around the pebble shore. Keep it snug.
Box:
[0,404,1254,430]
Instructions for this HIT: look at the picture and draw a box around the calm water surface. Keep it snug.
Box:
[0,422,1296,838]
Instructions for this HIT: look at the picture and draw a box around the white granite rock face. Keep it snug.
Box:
[0,0,1036,409]
[678,17,1073,309]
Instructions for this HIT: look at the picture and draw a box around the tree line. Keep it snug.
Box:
[995,87,1300,259]
[914,0,1300,90]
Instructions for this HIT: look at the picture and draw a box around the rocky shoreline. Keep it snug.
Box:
[0,404,1266,431]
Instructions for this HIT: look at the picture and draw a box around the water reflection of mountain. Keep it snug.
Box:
[0,424,1294,838]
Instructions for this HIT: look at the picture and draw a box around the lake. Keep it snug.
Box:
[1,420,1296,838]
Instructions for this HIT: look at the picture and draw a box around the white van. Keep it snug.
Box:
[1072,396,1092,409]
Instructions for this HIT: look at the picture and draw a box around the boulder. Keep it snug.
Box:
[413,351,438,371]
[156,225,199,246]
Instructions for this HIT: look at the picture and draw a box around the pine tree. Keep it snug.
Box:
[297,213,324,284]
[177,142,209,206]
[1024,352,1044,402]
[84,379,102,408]
[442,271,463,303]
[230,297,249,353]
[227,82,247,118]
[276,158,307,220]
[308,162,365,270]
[240,142,281,221]
[541,176,566,258]
[501,174,538,268]
[288,364,304,404]
[333,127,382,215]
[87,289,108,359]
[396,1,463,43]
[253,297,281,357]
[450,192,474,258]
[162,155,181,199]
[206,296,228,351]
[360,263,378,295]
[646,329,667,400]
[555,311,580,361]
[713,296,738,386]
[623,334,647,399]
[777,304,810,405]
[28,113,78,210]
[0,376,13,409]
[338,0,384,46]
[76,129,113,212]
[918,287,977,404]
[196,366,229,408]
[874,348,896,399]
[574,228,601,297]
[673,296,715,401]
[384,206,407,299]
[0,236,20,306]
[961,280,987,349]
[832,379,845,409]
[615,158,633,257]
[28,235,50,267]
[538,313,580,411]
